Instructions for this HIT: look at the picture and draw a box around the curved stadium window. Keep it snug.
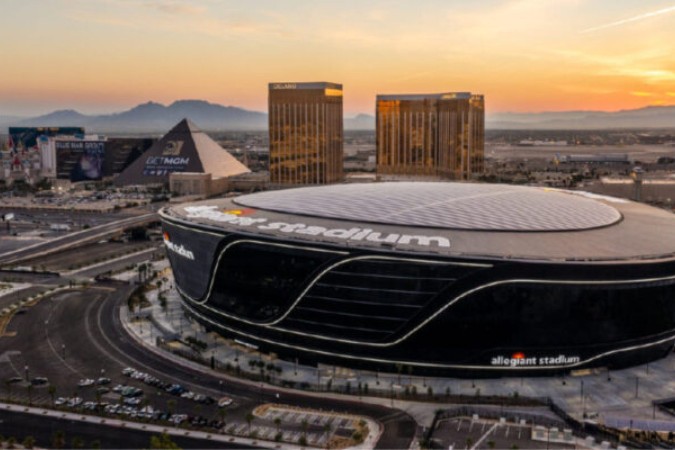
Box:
[208,241,338,321]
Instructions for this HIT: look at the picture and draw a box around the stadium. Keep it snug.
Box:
[159,182,675,376]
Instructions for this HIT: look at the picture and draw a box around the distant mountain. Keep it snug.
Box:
[487,105,675,129]
[345,114,375,130]
[6,101,675,133]
[0,114,25,130]
[11,100,268,133]
[19,109,89,127]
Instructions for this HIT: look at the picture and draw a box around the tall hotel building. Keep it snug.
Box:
[268,82,344,185]
[376,92,484,180]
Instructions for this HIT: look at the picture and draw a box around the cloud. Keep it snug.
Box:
[581,5,675,33]
[630,91,655,97]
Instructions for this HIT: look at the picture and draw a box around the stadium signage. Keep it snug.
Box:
[271,83,297,89]
[163,233,195,260]
[183,206,451,248]
[490,353,581,367]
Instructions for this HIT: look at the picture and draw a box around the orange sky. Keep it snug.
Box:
[2,0,675,116]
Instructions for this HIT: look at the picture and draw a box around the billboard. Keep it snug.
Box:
[9,127,84,150]
[55,140,105,181]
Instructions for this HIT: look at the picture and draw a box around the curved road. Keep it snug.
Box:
[0,283,417,449]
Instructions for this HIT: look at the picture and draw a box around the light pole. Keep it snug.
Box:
[62,344,66,360]
[24,365,29,381]
[635,376,639,399]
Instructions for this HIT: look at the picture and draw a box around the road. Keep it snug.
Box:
[0,409,244,449]
[0,213,158,266]
[0,283,417,449]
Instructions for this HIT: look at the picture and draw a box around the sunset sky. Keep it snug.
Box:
[2,0,675,116]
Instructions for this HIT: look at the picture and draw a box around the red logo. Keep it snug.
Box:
[512,352,525,360]
[163,231,170,241]
[222,208,256,216]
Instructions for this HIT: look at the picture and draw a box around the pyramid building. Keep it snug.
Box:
[114,118,250,186]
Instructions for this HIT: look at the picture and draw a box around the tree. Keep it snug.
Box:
[4,379,11,402]
[6,436,15,449]
[218,408,228,428]
[52,431,66,449]
[274,417,282,435]
[71,436,84,449]
[465,437,473,449]
[26,384,33,406]
[90,440,101,449]
[301,418,309,441]
[245,412,255,435]
[488,440,496,449]
[166,399,176,416]
[149,433,181,449]
[323,423,332,449]
[48,385,57,406]
[22,436,35,449]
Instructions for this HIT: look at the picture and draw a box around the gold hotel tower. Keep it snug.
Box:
[268,82,344,185]
[376,92,484,180]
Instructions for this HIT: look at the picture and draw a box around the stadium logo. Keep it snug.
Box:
[222,208,256,216]
[163,232,195,260]
[183,206,451,248]
[490,353,580,367]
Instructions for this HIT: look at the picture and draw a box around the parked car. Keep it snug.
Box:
[217,396,233,407]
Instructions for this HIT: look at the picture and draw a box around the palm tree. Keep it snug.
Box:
[301,418,309,443]
[48,385,56,406]
[323,423,332,449]
[245,412,255,435]
[51,431,66,449]
[4,379,11,402]
[166,399,176,416]
[26,384,33,406]
[218,408,228,429]
[22,436,35,449]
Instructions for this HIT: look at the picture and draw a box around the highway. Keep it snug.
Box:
[0,283,417,449]
[0,213,158,266]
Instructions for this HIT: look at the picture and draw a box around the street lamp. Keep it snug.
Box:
[24,365,29,381]
[62,344,66,360]
[635,376,639,399]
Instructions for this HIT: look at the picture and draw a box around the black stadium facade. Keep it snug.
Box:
[160,182,675,376]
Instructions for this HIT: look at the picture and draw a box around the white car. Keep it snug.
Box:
[180,391,195,400]
[54,397,67,406]
[217,396,233,407]
[67,397,83,407]
[78,378,95,387]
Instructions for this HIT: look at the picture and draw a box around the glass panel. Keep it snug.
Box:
[208,242,336,321]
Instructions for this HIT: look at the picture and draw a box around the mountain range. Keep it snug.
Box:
[1,100,675,132]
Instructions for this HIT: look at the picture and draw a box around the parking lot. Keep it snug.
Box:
[432,417,578,449]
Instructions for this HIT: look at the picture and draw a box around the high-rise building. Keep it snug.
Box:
[376,92,484,180]
[268,82,343,185]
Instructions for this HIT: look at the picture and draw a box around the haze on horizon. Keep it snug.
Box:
[2,0,675,117]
